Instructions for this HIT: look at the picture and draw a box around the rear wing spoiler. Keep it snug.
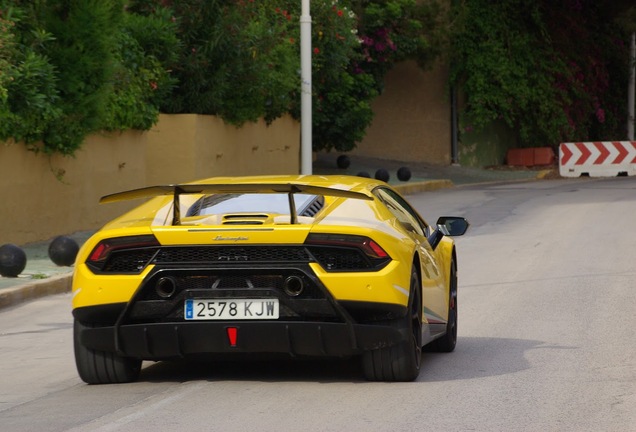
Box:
[100,183,373,225]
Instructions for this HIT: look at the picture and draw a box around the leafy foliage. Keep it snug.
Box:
[3,0,631,158]
[450,0,630,148]
[297,0,447,151]
[37,0,125,154]
[217,1,299,124]
[289,0,378,152]
[0,0,122,154]
[104,6,179,130]
[130,0,446,153]
[0,12,18,137]
[352,0,446,92]
[0,13,14,104]
[130,0,300,125]
[2,0,446,155]
[0,3,64,150]
[0,0,177,155]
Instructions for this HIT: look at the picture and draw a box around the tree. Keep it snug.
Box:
[450,0,630,149]
[131,0,448,153]
[104,5,180,131]
[2,0,448,155]
[0,0,178,155]
[39,0,125,154]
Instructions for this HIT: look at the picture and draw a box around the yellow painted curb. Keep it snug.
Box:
[393,179,454,195]
[535,169,553,179]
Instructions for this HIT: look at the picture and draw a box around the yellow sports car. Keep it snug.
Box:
[72,175,468,383]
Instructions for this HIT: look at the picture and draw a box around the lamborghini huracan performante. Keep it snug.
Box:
[72,175,468,384]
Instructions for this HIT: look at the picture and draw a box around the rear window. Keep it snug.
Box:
[187,193,322,216]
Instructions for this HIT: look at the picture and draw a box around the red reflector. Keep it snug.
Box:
[367,240,388,258]
[89,243,107,262]
[227,327,238,347]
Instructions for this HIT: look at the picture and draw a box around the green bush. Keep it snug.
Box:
[5,50,62,145]
[214,1,299,124]
[289,0,378,152]
[1,0,179,155]
[132,0,300,124]
[353,0,446,92]
[132,0,444,153]
[0,13,17,137]
[450,0,630,148]
[0,0,126,155]
[104,7,179,130]
[0,14,13,102]
[2,0,446,156]
[0,4,63,150]
[38,0,124,154]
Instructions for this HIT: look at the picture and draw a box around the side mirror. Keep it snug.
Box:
[436,216,469,236]
[427,216,469,250]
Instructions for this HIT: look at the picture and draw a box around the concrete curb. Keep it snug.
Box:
[0,273,72,310]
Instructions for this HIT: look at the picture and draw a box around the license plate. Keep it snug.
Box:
[184,299,279,320]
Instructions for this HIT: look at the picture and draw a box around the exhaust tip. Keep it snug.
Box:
[155,276,177,299]
[283,275,304,297]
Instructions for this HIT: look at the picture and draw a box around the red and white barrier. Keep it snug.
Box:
[559,141,636,177]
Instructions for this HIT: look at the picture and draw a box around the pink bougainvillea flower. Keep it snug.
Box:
[596,108,605,123]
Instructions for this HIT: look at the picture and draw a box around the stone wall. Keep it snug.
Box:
[352,61,452,165]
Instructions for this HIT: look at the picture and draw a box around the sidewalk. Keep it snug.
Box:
[313,153,555,186]
[0,156,555,309]
[0,231,93,309]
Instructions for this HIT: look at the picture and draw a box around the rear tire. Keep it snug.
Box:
[362,270,422,381]
[74,319,142,384]
[428,258,458,352]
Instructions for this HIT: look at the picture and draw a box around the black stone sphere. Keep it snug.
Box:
[0,243,27,277]
[48,236,79,267]
[397,166,412,181]
[375,168,390,183]
[357,171,370,178]
[336,155,351,169]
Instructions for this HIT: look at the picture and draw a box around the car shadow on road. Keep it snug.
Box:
[137,336,573,384]
[419,336,576,382]
[140,356,366,384]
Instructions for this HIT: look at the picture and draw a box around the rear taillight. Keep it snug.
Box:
[86,235,160,273]
[304,233,391,271]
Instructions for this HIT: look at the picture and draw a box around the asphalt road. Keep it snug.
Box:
[1,176,635,432]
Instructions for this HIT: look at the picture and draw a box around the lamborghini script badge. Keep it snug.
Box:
[213,235,249,242]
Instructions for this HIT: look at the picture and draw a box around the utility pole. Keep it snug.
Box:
[629,32,635,141]
[300,0,312,174]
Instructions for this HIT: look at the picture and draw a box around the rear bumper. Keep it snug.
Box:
[73,263,410,360]
[77,320,406,360]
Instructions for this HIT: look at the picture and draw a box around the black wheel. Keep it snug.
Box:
[428,258,457,352]
[74,319,142,384]
[362,270,422,381]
